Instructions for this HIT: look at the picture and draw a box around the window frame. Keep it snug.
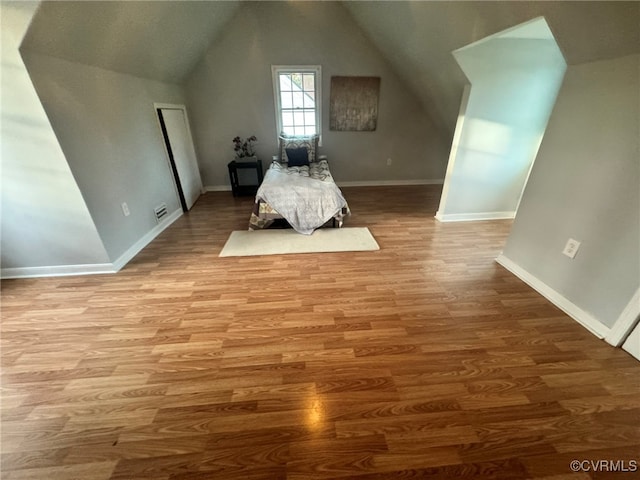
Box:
[271,65,322,144]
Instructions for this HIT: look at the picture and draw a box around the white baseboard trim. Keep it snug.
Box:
[1,263,116,279]
[112,208,183,271]
[205,185,232,192]
[495,253,610,339]
[205,180,444,191]
[337,179,444,187]
[1,208,184,279]
[605,287,640,346]
[435,211,515,222]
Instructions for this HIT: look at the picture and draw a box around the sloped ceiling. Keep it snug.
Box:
[21,0,640,138]
[20,0,241,83]
[344,1,640,137]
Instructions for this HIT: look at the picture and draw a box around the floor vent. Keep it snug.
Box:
[154,203,168,223]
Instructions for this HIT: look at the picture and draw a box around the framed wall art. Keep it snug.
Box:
[329,76,381,131]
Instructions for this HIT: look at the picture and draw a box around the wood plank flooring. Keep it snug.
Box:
[2,185,639,479]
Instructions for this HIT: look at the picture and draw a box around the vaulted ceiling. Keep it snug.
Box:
[344,1,640,135]
[20,0,242,83]
[20,1,640,139]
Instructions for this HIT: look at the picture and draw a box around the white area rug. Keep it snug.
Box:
[219,227,380,257]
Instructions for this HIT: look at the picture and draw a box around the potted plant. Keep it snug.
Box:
[233,135,257,160]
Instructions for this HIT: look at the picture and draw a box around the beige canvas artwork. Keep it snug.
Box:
[330,76,380,131]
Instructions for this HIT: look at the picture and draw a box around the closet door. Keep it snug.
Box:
[157,106,203,211]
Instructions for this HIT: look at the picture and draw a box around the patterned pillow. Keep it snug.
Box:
[278,134,319,164]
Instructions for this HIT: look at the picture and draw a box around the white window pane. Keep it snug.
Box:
[282,111,294,126]
[303,74,315,91]
[274,67,320,139]
[303,92,315,108]
[279,74,291,91]
[304,111,316,126]
[281,92,292,109]
[291,73,303,89]
[292,91,304,109]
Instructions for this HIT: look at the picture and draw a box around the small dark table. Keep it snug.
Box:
[227,158,263,196]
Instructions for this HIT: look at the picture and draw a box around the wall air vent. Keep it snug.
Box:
[154,203,168,223]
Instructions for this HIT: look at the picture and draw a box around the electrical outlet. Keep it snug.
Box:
[562,238,581,259]
[387,158,393,166]
[121,202,130,217]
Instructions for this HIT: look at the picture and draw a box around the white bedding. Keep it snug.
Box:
[255,161,348,235]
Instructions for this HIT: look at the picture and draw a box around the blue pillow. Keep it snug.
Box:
[285,147,309,166]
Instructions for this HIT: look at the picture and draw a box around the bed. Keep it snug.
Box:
[248,135,349,235]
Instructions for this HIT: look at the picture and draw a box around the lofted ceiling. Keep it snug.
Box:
[20,0,640,139]
[20,0,242,84]
[344,1,640,136]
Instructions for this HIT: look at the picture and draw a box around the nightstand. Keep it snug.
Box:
[227,158,263,196]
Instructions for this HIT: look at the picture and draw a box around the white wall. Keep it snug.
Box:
[436,18,566,221]
[1,1,110,277]
[185,1,449,189]
[21,51,186,264]
[498,54,640,334]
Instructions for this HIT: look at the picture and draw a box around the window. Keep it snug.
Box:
[272,65,321,140]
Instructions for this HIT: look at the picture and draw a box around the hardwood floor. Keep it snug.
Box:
[2,185,639,479]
